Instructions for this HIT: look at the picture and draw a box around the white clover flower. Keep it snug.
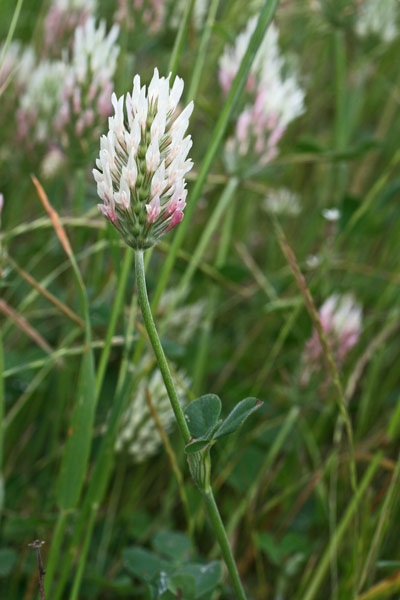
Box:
[17,61,66,144]
[115,363,190,462]
[219,18,283,95]
[44,0,97,53]
[263,188,301,216]
[220,19,305,170]
[55,17,119,155]
[93,67,194,249]
[322,208,340,222]
[0,41,34,91]
[41,147,66,180]
[302,293,362,382]
[355,0,398,42]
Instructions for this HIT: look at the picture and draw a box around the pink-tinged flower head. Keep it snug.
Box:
[302,293,362,383]
[54,17,119,160]
[93,68,193,250]
[219,18,305,172]
[44,0,97,56]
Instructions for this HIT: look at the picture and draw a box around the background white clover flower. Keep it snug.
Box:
[56,17,120,156]
[17,61,66,145]
[302,293,362,383]
[355,0,398,42]
[44,0,97,54]
[219,19,305,171]
[263,188,301,217]
[93,67,193,250]
[115,362,190,461]
[0,41,34,92]
[219,18,283,95]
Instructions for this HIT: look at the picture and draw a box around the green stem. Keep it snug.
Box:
[134,250,247,598]
[69,509,97,600]
[186,0,221,102]
[95,247,134,397]
[0,0,24,74]
[0,332,4,509]
[302,453,381,600]
[134,250,190,443]
[202,489,247,600]
[167,0,196,80]
[44,511,68,596]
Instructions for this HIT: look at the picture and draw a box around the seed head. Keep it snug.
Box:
[93,68,193,250]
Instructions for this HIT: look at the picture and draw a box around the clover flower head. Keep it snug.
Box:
[115,362,189,461]
[263,188,301,216]
[219,18,282,95]
[220,19,304,171]
[355,0,398,42]
[0,41,34,91]
[44,0,97,54]
[302,293,362,382]
[55,17,120,155]
[17,60,66,145]
[93,67,194,250]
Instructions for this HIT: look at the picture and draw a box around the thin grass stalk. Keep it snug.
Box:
[54,293,139,600]
[0,0,24,76]
[32,178,97,594]
[0,333,4,509]
[272,217,357,492]
[162,177,239,328]
[7,256,85,328]
[226,407,299,537]
[357,405,400,592]
[53,377,132,600]
[95,460,127,573]
[58,288,137,600]
[69,510,97,600]
[2,334,137,379]
[167,0,196,80]
[302,453,381,600]
[44,511,68,592]
[185,0,221,102]
[193,196,237,393]
[95,247,134,397]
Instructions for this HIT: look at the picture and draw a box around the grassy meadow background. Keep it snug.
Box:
[1,0,400,598]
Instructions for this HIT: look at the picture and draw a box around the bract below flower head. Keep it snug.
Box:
[93,67,194,250]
